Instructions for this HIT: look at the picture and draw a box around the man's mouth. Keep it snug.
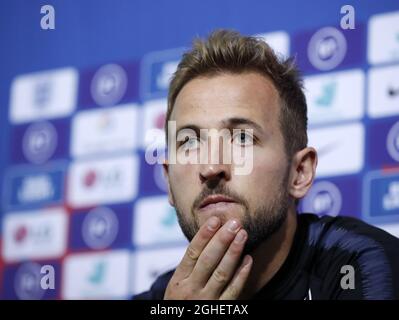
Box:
[198,194,239,212]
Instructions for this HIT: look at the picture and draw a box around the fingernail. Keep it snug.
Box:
[227,219,240,233]
[207,217,220,231]
[234,229,247,244]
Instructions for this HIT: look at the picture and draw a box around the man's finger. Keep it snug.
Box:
[220,254,253,300]
[203,229,248,295]
[173,216,221,280]
[189,219,241,286]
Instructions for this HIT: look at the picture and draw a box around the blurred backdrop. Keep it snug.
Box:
[0,0,399,299]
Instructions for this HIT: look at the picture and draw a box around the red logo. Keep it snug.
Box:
[83,170,97,188]
[14,225,28,243]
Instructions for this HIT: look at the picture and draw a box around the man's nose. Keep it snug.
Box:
[200,144,231,183]
[199,163,231,184]
[199,137,232,184]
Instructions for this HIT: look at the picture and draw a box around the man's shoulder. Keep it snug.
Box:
[132,269,175,300]
[300,213,399,299]
[301,213,399,250]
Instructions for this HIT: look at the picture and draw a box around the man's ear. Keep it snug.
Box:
[162,160,175,207]
[288,147,318,201]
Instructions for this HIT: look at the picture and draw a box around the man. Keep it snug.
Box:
[135,30,399,300]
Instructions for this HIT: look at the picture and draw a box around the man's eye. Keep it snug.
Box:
[180,136,199,150]
[233,131,254,146]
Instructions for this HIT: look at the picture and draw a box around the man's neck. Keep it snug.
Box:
[240,207,298,298]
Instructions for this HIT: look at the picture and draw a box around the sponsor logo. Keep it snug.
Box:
[302,181,342,216]
[367,118,399,168]
[18,175,55,203]
[67,155,138,208]
[140,48,185,100]
[131,247,186,295]
[11,118,69,165]
[383,181,399,211]
[386,120,399,162]
[2,262,59,300]
[363,170,399,224]
[82,207,119,250]
[309,123,364,177]
[71,104,139,157]
[22,121,57,164]
[305,69,364,125]
[388,85,399,98]
[3,208,67,262]
[63,251,130,299]
[70,204,131,251]
[368,65,399,118]
[90,64,128,106]
[307,27,347,71]
[368,11,399,65]
[33,80,53,108]
[10,68,77,124]
[133,196,187,247]
[315,81,337,107]
[14,263,46,300]
[293,24,364,73]
[4,163,65,210]
[87,260,106,285]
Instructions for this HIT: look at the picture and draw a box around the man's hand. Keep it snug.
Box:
[164,216,253,300]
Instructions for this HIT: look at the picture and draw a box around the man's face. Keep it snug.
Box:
[165,72,292,252]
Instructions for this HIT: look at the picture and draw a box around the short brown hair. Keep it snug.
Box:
[166,29,308,157]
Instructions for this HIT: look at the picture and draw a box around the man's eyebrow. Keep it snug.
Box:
[175,118,265,135]
[221,117,265,133]
[176,124,201,136]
